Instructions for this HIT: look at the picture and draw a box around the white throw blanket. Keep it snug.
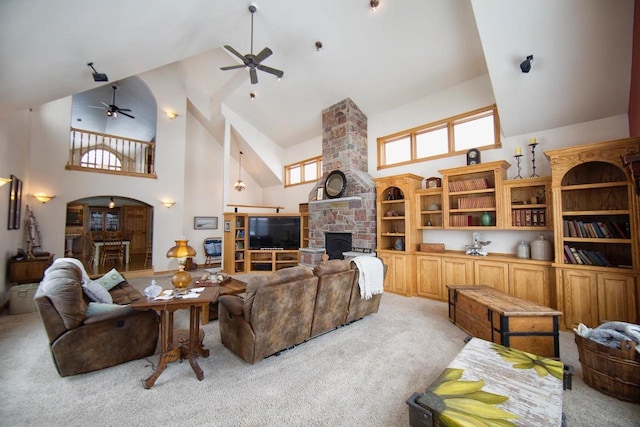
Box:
[352,256,384,300]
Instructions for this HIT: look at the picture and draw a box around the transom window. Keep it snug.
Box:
[285,155,322,187]
[80,149,122,171]
[377,105,500,169]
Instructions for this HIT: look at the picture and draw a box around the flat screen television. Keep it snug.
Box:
[248,216,301,250]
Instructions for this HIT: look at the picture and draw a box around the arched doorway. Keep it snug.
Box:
[64,196,153,276]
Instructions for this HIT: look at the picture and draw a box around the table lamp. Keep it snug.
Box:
[166,238,196,293]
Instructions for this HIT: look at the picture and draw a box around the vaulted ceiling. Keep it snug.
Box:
[0,0,634,153]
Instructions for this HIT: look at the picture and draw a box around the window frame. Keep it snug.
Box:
[80,147,123,171]
[377,104,500,170]
[284,155,322,187]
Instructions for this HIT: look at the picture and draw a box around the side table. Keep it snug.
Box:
[197,277,247,324]
[131,287,219,388]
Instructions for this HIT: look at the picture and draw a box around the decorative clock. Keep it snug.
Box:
[324,170,347,199]
[466,148,481,165]
[425,177,442,189]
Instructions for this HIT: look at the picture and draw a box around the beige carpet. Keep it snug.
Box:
[0,275,637,426]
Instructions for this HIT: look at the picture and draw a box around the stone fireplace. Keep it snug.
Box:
[300,98,377,267]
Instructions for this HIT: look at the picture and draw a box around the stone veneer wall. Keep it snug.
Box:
[302,98,377,266]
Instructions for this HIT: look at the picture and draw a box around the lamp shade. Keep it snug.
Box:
[166,239,196,259]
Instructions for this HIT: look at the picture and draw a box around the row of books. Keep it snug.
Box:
[448,178,490,192]
[450,214,473,227]
[563,220,630,239]
[511,208,547,227]
[457,196,494,209]
[563,245,611,266]
[236,229,245,238]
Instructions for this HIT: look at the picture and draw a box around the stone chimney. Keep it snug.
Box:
[301,98,377,266]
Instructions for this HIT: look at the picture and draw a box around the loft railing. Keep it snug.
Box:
[66,127,157,178]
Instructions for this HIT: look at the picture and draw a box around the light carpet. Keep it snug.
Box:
[0,276,637,426]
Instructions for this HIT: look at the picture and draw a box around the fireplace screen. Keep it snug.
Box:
[325,232,352,260]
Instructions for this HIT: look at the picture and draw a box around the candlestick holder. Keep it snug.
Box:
[514,154,523,179]
[529,142,539,177]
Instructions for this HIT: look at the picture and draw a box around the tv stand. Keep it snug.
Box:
[248,250,300,272]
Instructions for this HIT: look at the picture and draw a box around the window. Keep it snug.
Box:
[285,155,322,187]
[377,105,500,169]
[81,149,122,171]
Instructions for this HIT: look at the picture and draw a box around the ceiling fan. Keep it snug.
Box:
[220,4,284,84]
[89,84,134,119]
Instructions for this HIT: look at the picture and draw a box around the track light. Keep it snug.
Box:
[315,41,323,51]
[87,62,108,82]
[370,0,379,11]
[250,93,256,100]
[520,55,533,73]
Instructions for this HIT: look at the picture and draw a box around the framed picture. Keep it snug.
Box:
[316,187,324,200]
[224,220,231,232]
[194,216,218,230]
[425,177,442,189]
[7,175,22,230]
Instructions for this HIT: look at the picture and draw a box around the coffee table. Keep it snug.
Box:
[131,287,219,388]
[198,277,247,324]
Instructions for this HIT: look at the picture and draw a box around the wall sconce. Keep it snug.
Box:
[162,201,176,208]
[164,110,178,119]
[33,194,56,204]
[520,55,533,73]
[370,0,379,11]
[0,177,11,188]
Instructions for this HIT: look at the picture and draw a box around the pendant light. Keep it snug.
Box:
[108,197,116,208]
[234,151,246,191]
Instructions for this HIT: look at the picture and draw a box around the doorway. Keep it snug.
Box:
[64,196,153,276]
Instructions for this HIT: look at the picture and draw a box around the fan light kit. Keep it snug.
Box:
[89,85,135,119]
[220,4,284,84]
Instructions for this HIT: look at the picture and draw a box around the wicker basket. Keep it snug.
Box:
[575,334,640,403]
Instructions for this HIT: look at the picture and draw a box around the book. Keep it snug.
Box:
[570,246,583,264]
[564,245,577,264]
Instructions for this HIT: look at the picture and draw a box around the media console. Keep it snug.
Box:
[222,212,303,273]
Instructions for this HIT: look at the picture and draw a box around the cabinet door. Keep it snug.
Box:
[379,253,413,296]
[474,260,508,293]
[561,269,598,329]
[416,255,443,300]
[442,257,473,288]
[509,264,550,306]
[597,273,638,324]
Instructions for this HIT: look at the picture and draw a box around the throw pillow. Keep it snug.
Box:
[95,268,126,291]
[82,280,113,304]
[86,302,128,317]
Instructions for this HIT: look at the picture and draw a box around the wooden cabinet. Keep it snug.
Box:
[416,254,442,299]
[8,254,53,284]
[414,251,553,306]
[503,176,552,230]
[439,161,510,228]
[247,250,300,272]
[89,207,120,232]
[546,137,640,329]
[378,251,415,296]
[222,213,248,273]
[556,267,637,330]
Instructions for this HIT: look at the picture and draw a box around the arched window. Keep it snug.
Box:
[81,149,122,171]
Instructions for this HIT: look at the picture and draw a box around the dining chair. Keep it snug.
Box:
[100,231,124,265]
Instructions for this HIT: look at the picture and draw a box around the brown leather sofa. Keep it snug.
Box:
[34,261,159,377]
[218,259,383,364]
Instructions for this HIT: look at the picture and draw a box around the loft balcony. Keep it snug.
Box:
[66,127,157,178]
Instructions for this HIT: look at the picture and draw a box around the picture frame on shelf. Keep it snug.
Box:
[316,187,324,200]
[224,220,231,232]
[194,216,218,230]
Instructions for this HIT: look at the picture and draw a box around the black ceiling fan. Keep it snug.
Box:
[220,4,284,84]
[89,84,134,119]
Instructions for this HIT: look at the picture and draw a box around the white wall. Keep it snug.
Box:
[0,110,31,305]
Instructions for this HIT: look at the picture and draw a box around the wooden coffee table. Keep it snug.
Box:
[131,287,219,388]
[198,277,247,324]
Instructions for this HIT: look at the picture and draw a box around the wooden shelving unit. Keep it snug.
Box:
[247,250,300,272]
[546,137,640,329]
[222,213,248,273]
[440,161,510,229]
[503,176,552,230]
[416,187,443,229]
